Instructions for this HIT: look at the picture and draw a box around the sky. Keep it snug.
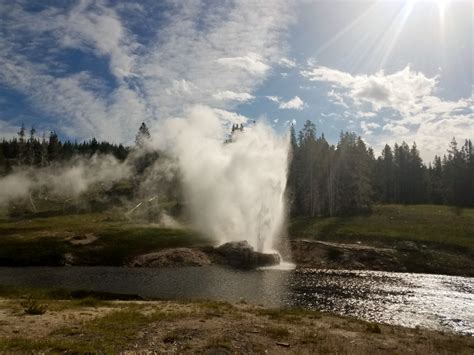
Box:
[0,0,472,161]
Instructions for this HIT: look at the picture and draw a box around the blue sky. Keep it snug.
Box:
[0,0,472,160]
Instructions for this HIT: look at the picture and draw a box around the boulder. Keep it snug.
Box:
[129,248,211,267]
[215,241,280,269]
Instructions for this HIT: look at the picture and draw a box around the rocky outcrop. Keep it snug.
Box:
[129,248,211,267]
[289,239,474,276]
[211,241,280,269]
[129,241,280,269]
[290,240,400,271]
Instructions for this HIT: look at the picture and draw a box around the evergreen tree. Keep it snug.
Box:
[429,155,444,204]
[135,122,151,148]
[17,123,26,165]
[47,131,61,162]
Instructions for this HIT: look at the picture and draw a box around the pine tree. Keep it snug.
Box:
[135,122,151,148]
[17,123,26,165]
[47,131,61,162]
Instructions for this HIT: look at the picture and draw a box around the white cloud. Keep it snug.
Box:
[328,89,349,108]
[57,0,137,79]
[356,111,377,118]
[279,96,305,110]
[382,123,410,135]
[266,95,306,110]
[0,1,295,141]
[278,58,296,68]
[216,54,270,75]
[213,91,254,102]
[301,64,474,160]
[301,65,438,114]
[360,121,380,135]
[266,96,280,103]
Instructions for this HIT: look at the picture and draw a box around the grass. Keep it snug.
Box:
[289,204,474,252]
[0,299,472,353]
[0,285,144,302]
[0,212,212,266]
[0,308,158,353]
[263,325,290,339]
[1,204,472,267]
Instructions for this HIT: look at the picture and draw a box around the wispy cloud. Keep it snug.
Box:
[212,91,255,102]
[265,95,306,110]
[0,0,295,141]
[278,58,296,68]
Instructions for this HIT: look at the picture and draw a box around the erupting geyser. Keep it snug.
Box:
[158,105,288,253]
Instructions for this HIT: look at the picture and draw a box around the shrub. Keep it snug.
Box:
[21,297,47,315]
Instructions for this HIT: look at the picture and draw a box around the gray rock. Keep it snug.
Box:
[129,248,211,267]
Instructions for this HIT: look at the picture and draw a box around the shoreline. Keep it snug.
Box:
[1,238,472,278]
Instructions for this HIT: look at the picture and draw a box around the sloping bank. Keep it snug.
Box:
[287,239,474,277]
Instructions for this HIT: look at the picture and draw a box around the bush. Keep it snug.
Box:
[21,297,47,315]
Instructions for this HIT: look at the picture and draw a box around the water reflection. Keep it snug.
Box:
[0,267,472,335]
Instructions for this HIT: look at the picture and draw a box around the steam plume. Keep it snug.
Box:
[156,105,289,252]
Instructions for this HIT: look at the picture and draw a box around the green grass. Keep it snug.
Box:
[0,212,212,266]
[289,205,474,252]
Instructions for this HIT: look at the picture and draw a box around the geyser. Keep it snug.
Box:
[158,105,288,252]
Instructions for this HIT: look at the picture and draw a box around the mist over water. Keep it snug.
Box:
[157,105,289,252]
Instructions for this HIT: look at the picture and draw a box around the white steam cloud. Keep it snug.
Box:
[0,107,290,254]
[0,155,131,208]
[156,105,289,252]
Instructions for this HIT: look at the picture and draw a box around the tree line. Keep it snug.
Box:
[0,124,129,173]
[1,121,472,215]
[287,120,473,216]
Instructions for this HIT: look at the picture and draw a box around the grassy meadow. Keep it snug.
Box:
[0,204,472,266]
[0,210,211,266]
[289,205,474,252]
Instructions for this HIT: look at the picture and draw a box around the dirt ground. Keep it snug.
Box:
[0,299,473,354]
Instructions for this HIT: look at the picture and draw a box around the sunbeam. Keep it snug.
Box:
[313,1,381,58]
[375,2,415,70]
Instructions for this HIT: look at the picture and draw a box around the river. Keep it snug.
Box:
[0,266,472,336]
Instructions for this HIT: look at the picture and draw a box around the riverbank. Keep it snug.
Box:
[288,239,474,276]
[0,292,472,354]
[287,204,474,276]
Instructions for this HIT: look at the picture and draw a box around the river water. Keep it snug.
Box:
[0,266,472,336]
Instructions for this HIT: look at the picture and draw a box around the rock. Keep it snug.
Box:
[256,251,281,267]
[215,241,280,269]
[129,248,211,267]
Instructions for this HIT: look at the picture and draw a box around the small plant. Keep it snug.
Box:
[21,297,47,315]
